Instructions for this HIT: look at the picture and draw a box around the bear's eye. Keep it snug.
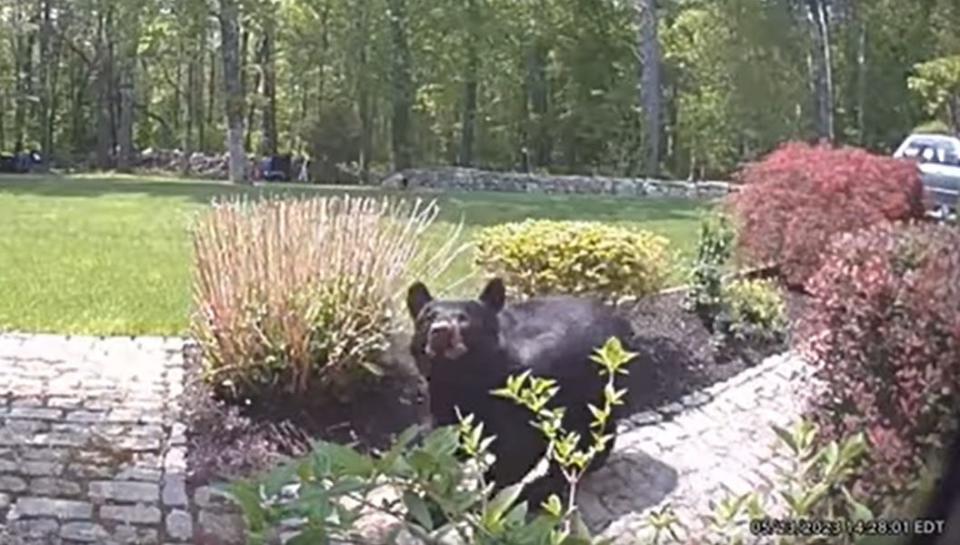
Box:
[418,309,436,323]
[456,312,469,325]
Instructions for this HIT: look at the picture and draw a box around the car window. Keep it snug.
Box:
[902,138,960,165]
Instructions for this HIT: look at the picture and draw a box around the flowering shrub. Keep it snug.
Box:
[800,222,960,505]
[728,142,925,289]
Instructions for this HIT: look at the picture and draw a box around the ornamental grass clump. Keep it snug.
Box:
[191,194,462,403]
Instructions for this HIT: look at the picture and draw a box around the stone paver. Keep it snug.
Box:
[580,351,817,542]
[0,333,188,544]
[0,332,816,545]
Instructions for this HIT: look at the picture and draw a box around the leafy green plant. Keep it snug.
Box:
[475,220,673,302]
[226,337,635,545]
[493,338,635,525]
[684,212,735,330]
[721,278,787,341]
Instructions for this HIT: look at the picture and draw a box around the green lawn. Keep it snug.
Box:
[0,173,708,336]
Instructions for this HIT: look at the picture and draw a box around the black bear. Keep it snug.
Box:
[406,278,635,508]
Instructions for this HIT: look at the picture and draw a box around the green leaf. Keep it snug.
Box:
[798,482,830,514]
[287,527,329,545]
[839,433,868,465]
[571,511,592,539]
[263,461,298,497]
[322,443,376,477]
[780,490,801,514]
[484,483,525,526]
[542,494,564,517]
[225,481,267,533]
[325,477,369,498]
[403,491,434,531]
[843,487,875,521]
[771,424,799,455]
[421,426,461,457]
[504,501,529,526]
[820,441,841,479]
[378,425,421,473]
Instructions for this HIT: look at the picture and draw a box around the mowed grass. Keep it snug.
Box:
[0,173,708,336]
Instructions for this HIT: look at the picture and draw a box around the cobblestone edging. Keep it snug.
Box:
[381,167,733,199]
[581,352,818,542]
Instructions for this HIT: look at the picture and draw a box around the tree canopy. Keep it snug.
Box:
[0,0,957,181]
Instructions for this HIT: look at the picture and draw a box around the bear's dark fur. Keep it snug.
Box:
[406,278,635,508]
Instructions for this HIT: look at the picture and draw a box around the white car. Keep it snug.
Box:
[893,133,960,214]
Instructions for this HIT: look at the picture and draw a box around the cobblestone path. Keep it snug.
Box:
[580,352,816,542]
[0,334,190,545]
[0,333,814,544]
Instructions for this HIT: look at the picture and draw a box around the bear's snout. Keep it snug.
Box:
[426,321,467,359]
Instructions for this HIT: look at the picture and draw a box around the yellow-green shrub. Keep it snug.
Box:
[191,195,461,402]
[474,219,672,301]
[723,278,787,337]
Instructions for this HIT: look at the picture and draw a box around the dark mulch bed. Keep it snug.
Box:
[618,289,810,415]
[184,286,812,485]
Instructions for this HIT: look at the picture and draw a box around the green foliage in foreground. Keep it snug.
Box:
[226,338,635,545]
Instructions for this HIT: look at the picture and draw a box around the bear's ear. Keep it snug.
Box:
[478,278,506,313]
[406,282,433,319]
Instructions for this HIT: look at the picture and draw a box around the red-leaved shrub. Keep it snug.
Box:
[728,142,925,289]
[801,222,960,505]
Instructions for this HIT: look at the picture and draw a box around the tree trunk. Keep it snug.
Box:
[948,96,960,135]
[0,90,5,151]
[528,41,550,169]
[260,15,278,157]
[855,17,867,144]
[245,36,264,154]
[94,7,114,169]
[116,9,141,173]
[388,0,414,171]
[635,0,662,177]
[183,54,196,175]
[45,13,64,163]
[318,3,330,111]
[517,54,530,172]
[219,0,248,183]
[808,0,834,141]
[37,0,53,162]
[207,49,217,148]
[355,0,372,183]
[116,64,136,171]
[458,0,480,167]
[196,40,206,153]
[13,15,36,153]
[69,57,89,156]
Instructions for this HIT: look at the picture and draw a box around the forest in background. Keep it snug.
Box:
[0,0,958,182]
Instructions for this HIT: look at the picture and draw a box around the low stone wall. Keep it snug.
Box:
[381,167,734,199]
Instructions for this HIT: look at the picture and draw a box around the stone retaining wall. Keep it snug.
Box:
[381,167,734,199]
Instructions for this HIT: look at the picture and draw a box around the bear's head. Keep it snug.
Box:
[406,278,506,370]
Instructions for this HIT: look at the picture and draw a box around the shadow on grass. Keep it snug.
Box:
[0,172,709,228]
[0,172,380,204]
